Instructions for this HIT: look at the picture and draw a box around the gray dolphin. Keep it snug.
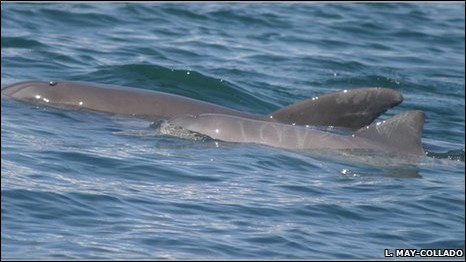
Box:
[171,111,425,155]
[1,80,403,128]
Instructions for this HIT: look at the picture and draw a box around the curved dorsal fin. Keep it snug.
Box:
[268,87,403,128]
[354,110,425,155]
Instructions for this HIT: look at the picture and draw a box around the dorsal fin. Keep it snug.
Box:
[354,110,425,155]
[268,87,403,128]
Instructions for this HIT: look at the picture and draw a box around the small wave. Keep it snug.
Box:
[426,149,465,162]
[155,120,211,142]
[323,74,402,88]
[1,36,47,49]
[40,6,121,27]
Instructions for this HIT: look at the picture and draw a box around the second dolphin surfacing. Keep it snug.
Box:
[170,110,425,156]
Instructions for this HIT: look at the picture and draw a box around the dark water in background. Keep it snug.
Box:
[1,3,464,259]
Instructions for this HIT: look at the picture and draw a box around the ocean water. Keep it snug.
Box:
[1,3,464,260]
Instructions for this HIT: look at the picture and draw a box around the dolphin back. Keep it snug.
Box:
[2,81,405,129]
[172,110,425,155]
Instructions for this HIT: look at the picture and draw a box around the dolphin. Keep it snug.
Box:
[170,110,426,155]
[1,80,403,128]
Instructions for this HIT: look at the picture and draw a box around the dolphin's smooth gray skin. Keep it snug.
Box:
[1,80,403,128]
[171,110,425,155]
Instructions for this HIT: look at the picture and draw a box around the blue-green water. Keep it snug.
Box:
[1,3,464,259]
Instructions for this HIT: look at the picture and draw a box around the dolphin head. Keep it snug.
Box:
[1,80,112,108]
[2,80,63,102]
